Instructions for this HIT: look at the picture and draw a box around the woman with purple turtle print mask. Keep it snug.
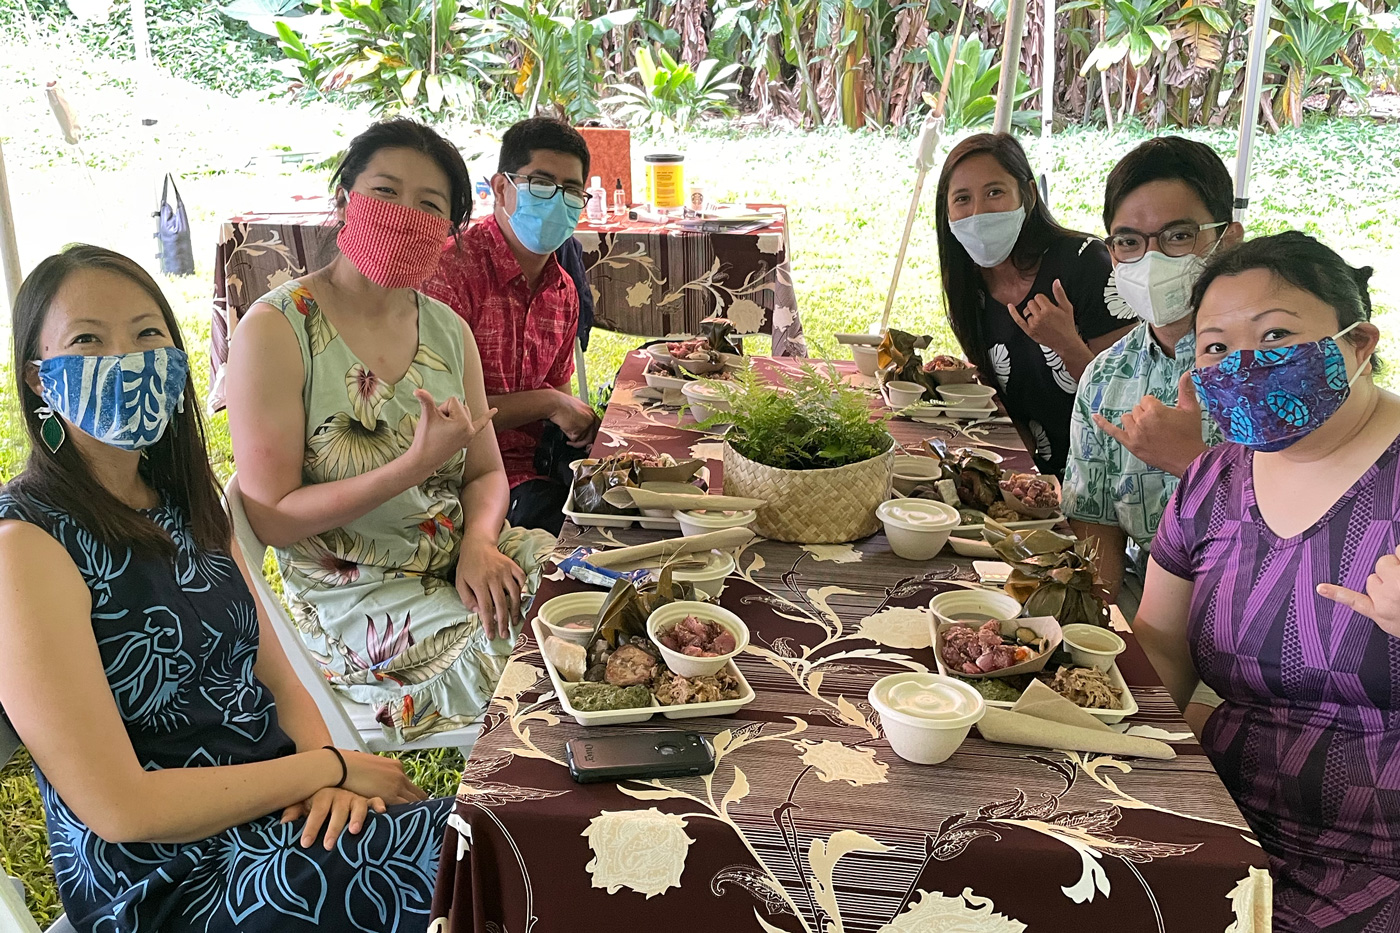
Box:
[1135,232,1400,932]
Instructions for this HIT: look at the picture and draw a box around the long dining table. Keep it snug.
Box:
[426,351,1271,933]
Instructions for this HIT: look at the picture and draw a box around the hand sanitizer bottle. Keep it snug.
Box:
[586,176,607,221]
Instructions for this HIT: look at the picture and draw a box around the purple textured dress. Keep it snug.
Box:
[1153,436,1400,932]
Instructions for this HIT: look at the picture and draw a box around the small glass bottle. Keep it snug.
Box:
[613,178,626,214]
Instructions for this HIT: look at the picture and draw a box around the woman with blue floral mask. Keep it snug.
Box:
[1136,232,1400,930]
[0,245,454,932]
[935,133,1134,476]
[226,119,555,746]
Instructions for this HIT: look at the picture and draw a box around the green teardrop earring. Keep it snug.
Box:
[37,405,65,454]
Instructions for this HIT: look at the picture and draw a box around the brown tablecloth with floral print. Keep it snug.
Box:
[206,202,806,411]
[426,353,1271,933]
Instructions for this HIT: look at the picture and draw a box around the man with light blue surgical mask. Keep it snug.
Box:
[424,118,600,534]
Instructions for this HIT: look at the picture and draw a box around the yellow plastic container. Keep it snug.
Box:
[644,153,685,209]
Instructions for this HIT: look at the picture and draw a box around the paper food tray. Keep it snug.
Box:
[932,647,1139,725]
[563,487,680,531]
[531,619,756,726]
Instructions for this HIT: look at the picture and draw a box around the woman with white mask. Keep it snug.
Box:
[1062,136,1244,609]
[935,133,1132,476]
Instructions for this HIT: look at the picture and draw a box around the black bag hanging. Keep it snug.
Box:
[154,173,194,276]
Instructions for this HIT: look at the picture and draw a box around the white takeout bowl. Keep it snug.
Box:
[892,454,944,496]
[869,672,985,765]
[647,601,750,677]
[851,344,879,376]
[674,508,756,538]
[536,592,608,646]
[682,380,732,423]
[928,589,1024,630]
[637,481,704,517]
[1061,623,1127,672]
[937,384,997,409]
[886,380,926,408]
[664,549,736,600]
[877,499,960,560]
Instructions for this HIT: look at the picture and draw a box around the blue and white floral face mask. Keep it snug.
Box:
[1190,322,1368,452]
[35,347,188,451]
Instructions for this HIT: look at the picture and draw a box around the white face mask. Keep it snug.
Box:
[1112,251,1204,327]
[950,206,1026,268]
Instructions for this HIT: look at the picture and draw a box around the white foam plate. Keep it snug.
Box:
[933,644,1138,724]
[563,487,681,531]
[531,619,757,726]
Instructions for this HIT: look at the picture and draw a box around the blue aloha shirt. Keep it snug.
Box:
[1063,321,1222,558]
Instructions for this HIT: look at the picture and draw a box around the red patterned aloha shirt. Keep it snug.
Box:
[422,215,578,489]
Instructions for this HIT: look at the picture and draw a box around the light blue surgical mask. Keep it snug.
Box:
[35,347,188,451]
[505,178,582,255]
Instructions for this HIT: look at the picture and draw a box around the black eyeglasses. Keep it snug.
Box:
[1107,221,1228,263]
[506,173,591,211]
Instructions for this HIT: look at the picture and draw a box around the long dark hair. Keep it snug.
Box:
[331,118,473,234]
[8,245,231,558]
[1191,231,1382,373]
[935,133,1091,378]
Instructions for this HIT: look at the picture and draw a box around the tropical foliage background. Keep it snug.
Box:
[5,0,1399,134]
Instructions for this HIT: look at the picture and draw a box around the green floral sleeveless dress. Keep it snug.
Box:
[259,280,553,743]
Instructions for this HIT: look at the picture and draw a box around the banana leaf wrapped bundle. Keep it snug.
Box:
[957,455,1002,511]
[699,316,741,354]
[570,457,641,515]
[876,329,937,397]
[588,567,695,651]
[982,520,1111,628]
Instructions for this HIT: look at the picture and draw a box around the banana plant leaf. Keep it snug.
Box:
[876,329,937,396]
[983,520,1111,627]
[588,567,694,649]
[957,455,1002,510]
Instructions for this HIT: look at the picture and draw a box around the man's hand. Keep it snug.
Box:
[551,392,600,448]
[1092,370,1209,478]
[1318,545,1400,638]
[1008,279,1082,357]
[456,537,527,640]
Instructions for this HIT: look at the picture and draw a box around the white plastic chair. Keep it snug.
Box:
[224,474,480,755]
[0,716,76,933]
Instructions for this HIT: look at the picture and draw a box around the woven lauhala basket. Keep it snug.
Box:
[722,443,894,543]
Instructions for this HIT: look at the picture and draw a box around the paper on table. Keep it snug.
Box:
[974,680,1175,760]
[602,487,767,512]
[587,529,756,569]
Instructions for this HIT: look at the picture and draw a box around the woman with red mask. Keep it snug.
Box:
[226,120,553,744]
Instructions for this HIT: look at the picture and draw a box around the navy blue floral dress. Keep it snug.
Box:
[0,492,452,933]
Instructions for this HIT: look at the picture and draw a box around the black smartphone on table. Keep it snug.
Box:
[566,730,716,784]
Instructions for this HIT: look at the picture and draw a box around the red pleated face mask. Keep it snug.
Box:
[337,190,451,289]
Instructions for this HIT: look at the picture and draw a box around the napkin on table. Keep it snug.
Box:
[974,679,1175,760]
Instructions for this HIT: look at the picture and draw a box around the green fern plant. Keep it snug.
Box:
[705,364,893,471]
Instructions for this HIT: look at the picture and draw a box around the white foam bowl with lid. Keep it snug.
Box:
[681,380,732,423]
[851,344,879,376]
[664,549,736,600]
[928,589,1024,629]
[673,508,756,538]
[892,454,943,496]
[869,672,986,765]
[535,591,608,646]
[1061,623,1127,672]
[885,380,926,408]
[647,601,750,677]
[877,499,960,560]
[937,384,997,409]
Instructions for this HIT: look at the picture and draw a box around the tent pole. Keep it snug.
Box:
[993,0,1030,134]
[1233,0,1272,223]
[1041,0,1055,137]
[0,136,22,309]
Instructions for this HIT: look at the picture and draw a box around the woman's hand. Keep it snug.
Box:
[339,749,429,804]
[405,389,497,482]
[1008,279,1082,356]
[281,787,386,850]
[1317,546,1400,637]
[456,537,527,640]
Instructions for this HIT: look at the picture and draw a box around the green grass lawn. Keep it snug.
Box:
[5,34,1400,925]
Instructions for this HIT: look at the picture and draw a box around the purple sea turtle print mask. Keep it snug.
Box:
[1191,322,1368,453]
